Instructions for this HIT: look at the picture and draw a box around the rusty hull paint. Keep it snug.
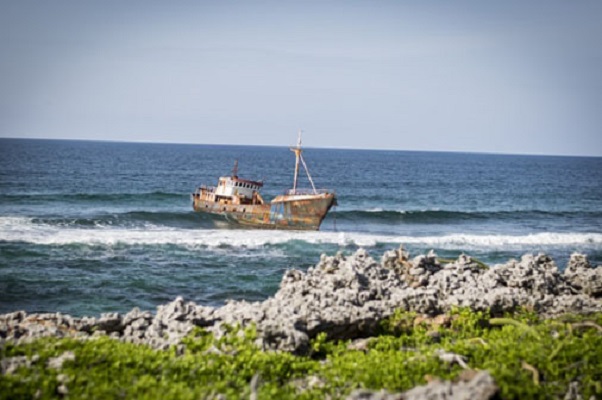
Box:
[192,192,336,230]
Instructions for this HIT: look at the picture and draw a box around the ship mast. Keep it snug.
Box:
[232,159,239,178]
[290,130,317,195]
[291,131,302,192]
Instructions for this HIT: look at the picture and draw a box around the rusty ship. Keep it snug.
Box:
[191,134,337,230]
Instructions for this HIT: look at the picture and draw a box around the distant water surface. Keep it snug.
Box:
[1,139,601,315]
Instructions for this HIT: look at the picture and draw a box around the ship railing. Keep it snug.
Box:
[193,185,216,196]
[285,188,334,196]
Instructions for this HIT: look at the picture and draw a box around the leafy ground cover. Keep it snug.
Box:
[2,308,601,399]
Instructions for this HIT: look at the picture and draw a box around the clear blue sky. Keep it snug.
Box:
[1,1,601,156]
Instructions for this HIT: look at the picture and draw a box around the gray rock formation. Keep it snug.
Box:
[564,253,602,297]
[1,247,601,355]
[346,370,498,400]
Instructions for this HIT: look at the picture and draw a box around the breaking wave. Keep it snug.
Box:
[2,216,601,251]
[334,209,602,224]
[29,211,208,229]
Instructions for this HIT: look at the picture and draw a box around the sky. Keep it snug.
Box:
[1,1,601,156]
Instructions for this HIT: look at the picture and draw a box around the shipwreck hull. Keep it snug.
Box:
[192,133,337,230]
[192,193,336,231]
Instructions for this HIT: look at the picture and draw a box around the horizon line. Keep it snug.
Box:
[1,136,600,159]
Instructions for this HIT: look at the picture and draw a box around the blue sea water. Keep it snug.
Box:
[1,138,601,316]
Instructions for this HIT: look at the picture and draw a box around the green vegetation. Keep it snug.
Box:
[2,309,601,399]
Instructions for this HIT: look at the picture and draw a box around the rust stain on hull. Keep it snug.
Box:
[192,192,336,230]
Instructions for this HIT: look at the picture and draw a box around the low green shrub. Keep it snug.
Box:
[1,309,601,399]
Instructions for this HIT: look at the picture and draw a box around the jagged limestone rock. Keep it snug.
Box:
[1,249,600,354]
[346,370,498,400]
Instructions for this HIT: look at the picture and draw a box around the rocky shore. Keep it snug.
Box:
[2,248,601,399]
[2,248,600,352]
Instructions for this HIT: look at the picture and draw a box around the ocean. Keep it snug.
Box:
[1,138,601,316]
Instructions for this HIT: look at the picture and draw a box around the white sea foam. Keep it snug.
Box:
[1,216,601,251]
